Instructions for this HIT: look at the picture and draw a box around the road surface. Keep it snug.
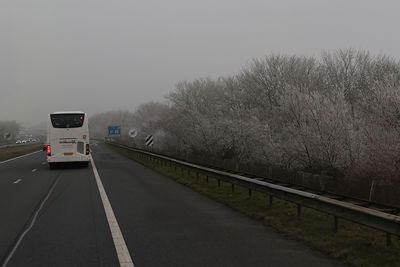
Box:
[0,141,343,267]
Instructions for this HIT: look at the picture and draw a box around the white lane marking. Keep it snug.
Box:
[32,169,37,172]
[13,179,22,184]
[90,156,135,267]
[1,175,61,267]
[0,151,41,165]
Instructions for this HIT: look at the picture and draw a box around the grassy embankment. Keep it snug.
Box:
[108,144,400,267]
[0,144,42,162]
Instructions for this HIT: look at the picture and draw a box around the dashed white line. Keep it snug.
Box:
[90,156,135,267]
[2,175,61,267]
[32,169,37,172]
[13,179,22,184]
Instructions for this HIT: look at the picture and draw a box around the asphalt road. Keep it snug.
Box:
[0,141,344,267]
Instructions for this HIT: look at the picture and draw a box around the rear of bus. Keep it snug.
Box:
[47,112,90,168]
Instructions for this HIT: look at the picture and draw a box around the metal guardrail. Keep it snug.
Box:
[107,142,400,246]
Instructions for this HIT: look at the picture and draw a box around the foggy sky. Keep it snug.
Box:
[1,0,400,126]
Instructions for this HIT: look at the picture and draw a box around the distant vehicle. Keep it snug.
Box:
[46,111,90,168]
[16,140,21,144]
[21,140,27,144]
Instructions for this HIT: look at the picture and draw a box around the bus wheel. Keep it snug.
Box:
[49,163,56,169]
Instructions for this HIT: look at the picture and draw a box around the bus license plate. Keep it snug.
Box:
[64,152,73,156]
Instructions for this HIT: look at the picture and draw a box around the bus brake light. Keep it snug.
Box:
[86,144,90,155]
[47,145,51,156]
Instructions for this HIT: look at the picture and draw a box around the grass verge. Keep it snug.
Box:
[109,144,400,267]
[0,144,42,162]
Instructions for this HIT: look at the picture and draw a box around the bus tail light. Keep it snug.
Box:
[86,144,90,155]
[47,145,51,156]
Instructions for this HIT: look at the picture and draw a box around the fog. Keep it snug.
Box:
[1,0,400,126]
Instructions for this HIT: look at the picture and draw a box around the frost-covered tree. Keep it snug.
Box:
[91,50,400,203]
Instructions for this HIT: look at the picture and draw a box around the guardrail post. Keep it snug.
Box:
[268,166,273,178]
[206,175,209,183]
[196,172,199,181]
[333,216,338,233]
[297,204,301,217]
[269,195,273,208]
[248,188,252,197]
[187,168,190,176]
[231,183,235,193]
[386,233,392,247]
[218,179,221,187]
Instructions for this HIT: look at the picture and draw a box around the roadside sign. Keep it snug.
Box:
[145,135,153,147]
[128,129,137,138]
[3,132,11,141]
[108,126,121,138]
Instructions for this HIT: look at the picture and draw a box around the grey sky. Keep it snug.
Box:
[1,0,400,125]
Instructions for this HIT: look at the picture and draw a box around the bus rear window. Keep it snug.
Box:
[50,114,85,128]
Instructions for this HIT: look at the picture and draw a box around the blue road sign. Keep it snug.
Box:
[108,126,121,137]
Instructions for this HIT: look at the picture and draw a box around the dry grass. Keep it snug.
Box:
[0,144,42,162]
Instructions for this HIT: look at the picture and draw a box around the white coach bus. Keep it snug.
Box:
[46,111,90,168]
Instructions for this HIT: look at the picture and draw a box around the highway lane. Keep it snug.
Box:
[0,151,54,263]
[92,142,343,267]
[0,142,344,266]
[0,150,118,267]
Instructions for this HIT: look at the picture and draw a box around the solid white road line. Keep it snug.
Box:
[1,175,61,267]
[0,151,41,165]
[90,156,135,267]
[13,179,22,184]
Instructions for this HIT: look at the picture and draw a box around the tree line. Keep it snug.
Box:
[0,121,20,144]
[90,49,400,204]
